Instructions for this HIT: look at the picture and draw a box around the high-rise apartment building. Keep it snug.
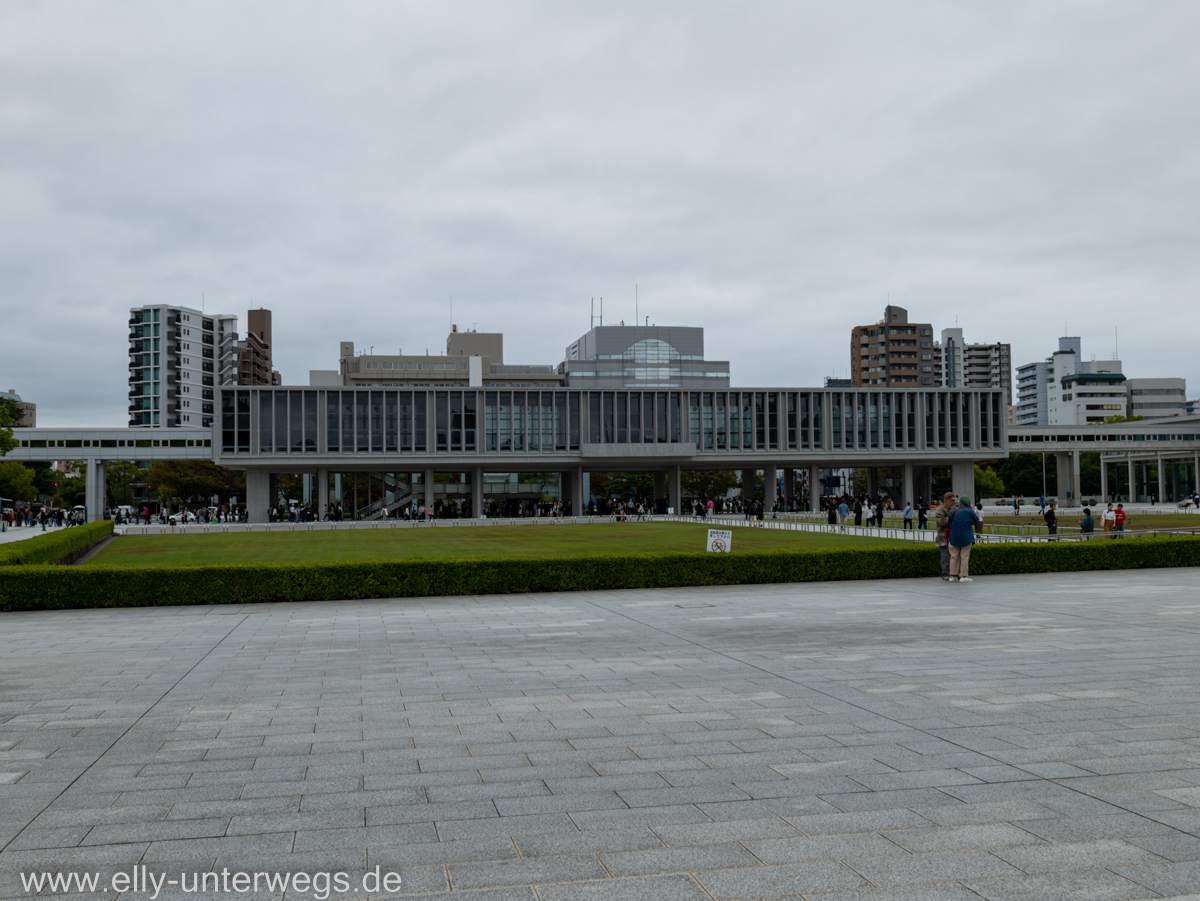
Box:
[128,305,238,428]
[936,328,1012,405]
[238,309,281,386]
[850,306,937,388]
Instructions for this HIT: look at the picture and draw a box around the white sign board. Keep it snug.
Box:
[707,529,732,553]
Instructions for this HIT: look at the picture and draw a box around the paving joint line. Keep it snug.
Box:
[0,614,249,855]
[577,587,1200,844]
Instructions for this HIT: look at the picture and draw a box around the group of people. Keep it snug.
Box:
[825,495,923,532]
[2,507,82,528]
[933,492,981,582]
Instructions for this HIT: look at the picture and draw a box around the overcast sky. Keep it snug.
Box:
[3,1,1198,427]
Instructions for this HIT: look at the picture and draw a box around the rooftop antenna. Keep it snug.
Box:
[600,297,603,327]
[635,284,638,327]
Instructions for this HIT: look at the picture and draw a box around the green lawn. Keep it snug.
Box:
[89,522,910,567]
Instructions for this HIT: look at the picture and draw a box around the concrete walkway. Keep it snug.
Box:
[0,524,66,545]
[4,570,1200,899]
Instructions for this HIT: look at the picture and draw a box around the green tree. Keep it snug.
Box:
[682,470,738,499]
[992,454,1056,498]
[57,475,87,507]
[0,396,19,456]
[974,464,1005,499]
[0,461,37,502]
[147,461,245,508]
[106,461,146,509]
[1102,414,1143,424]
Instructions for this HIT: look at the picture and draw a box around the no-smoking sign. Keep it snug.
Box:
[707,529,732,553]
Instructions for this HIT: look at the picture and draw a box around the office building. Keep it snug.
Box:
[128,305,238,428]
[936,328,1012,405]
[851,306,937,388]
[3,389,35,427]
[327,327,560,389]
[1018,337,1186,426]
[237,309,281,386]
[1126,378,1188,419]
[561,325,730,389]
[1021,337,1126,426]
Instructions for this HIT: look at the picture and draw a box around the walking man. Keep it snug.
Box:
[1044,502,1058,539]
[903,501,913,530]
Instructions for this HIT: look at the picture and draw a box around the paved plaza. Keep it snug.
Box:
[4,571,1200,900]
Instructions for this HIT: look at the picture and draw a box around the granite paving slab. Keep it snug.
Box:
[4,568,1200,899]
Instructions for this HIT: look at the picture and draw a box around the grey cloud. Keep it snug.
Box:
[1,0,1197,425]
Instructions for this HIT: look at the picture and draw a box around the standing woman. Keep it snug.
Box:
[827,501,838,533]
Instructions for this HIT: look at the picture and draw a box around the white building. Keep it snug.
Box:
[1017,337,1121,426]
[128,305,238,428]
[1126,378,1188,419]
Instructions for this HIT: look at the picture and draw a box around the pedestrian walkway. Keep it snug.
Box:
[0,523,66,545]
[3,569,1200,899]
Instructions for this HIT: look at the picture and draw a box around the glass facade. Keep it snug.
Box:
[221,387,1004,456]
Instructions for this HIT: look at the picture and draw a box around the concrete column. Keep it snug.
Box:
[1073,451,1082,505]
[1128,456,1135,503]
[1056,451,1073,503]
[951,461,973,499]
[741,469,756,500]
[571,466,584,516]
[246,469,270,523]
[85,458,105,521]
[653,471,666,501]
[1157,454,1165,503]
[1100,458,1108,503]
[471,466,483,518]
[902,462,915,507]
[424,468,435,511]
[764,464,778,511]
[318,468,329,517]
[809,465,822,513]
[668,465,682,514]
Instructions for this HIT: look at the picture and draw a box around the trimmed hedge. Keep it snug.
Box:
[2,536,1200,612]
[0,520,114,567]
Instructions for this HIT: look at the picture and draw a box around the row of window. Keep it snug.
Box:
[221,389,1004,455]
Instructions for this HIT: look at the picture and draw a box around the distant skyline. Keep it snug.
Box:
[3,1,1198,427]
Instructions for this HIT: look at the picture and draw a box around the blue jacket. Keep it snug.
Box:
[948,506,980,547]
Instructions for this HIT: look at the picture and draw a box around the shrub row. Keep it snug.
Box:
[0,520,114,567]
[2,537,1199,612]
